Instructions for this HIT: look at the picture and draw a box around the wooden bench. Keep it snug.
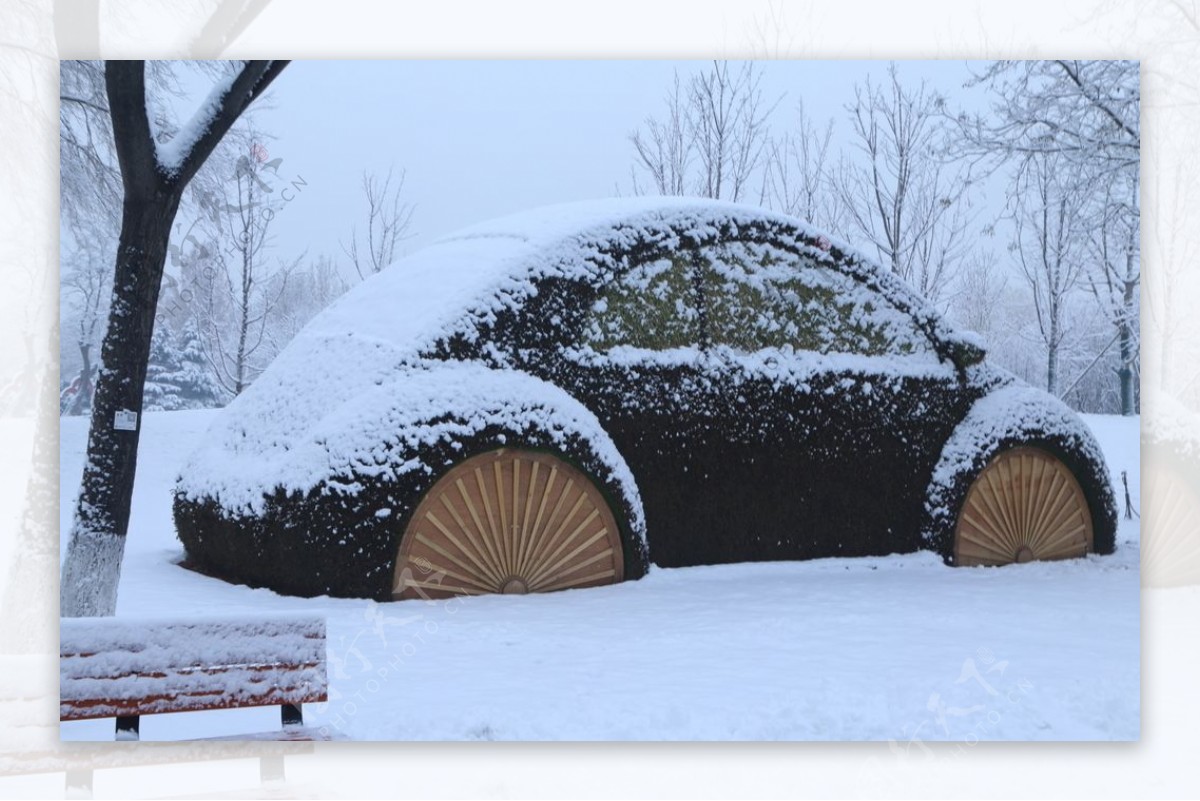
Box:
[59,615,331,743]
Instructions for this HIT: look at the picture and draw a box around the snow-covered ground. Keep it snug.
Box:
[59,409,1139,741]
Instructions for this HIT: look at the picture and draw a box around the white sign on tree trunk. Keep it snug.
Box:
[114,409,138,431]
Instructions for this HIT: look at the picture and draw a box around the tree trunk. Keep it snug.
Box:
[1047,298,1059,396]
[1047,345,1058,396]
[60,187,180,617]
[235,243,251,395]
[60,59,288,618]
[1118,275,1136,415]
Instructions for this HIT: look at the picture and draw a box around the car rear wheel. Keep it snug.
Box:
[954,446,1094,566]
[393,448,626,599]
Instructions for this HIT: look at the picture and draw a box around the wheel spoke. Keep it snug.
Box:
[958,528,1018,561]
[437,493,503,585]
[974,467,1019,555]
[518,465,558,577]
[531,546,614,591]
[455,478,505,582]
[515,460,540,575]
[472,467,506,581]
[528,528,608,588]
[960,510,1013,557]
[409,536,496,592]
[526,509,602,587]
[521,477,576,579]
[494,459,511,576]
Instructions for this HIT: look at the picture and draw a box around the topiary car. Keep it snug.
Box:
[174,198,1117,601]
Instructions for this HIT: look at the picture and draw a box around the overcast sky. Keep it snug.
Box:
[195,59,991,271]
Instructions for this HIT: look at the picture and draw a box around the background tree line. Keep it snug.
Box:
[628,60,1139,415]
[60,60,1138,417]
[58,60,412,415]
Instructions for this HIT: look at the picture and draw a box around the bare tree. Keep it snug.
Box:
[157,127,340,400]
[342,167,415,280]
[1011,154,1088,395]
[57,60,180,401]
[59,60,122,232]
[1083,170,1140,414]
[271,253,349,344]
[949,59,1140,411]
[60,60,288,618]
[58,60,262,410]
[950,60,1139,183]
[629,71,692,196]
[629,61,776,202]
[762,101,842,232]
[688,61,775,202]
[59,61,226,230]
[834,64,971,304]
[193,135,299,397]
[952,249,1007,339]
[178,128,307,400]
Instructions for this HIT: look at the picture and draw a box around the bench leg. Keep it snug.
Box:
[281,703,303,728]
[115,715,140,741]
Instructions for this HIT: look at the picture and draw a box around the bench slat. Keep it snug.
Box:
[60,615,328,721]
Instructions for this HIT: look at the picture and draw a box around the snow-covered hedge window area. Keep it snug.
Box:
[585,251,702,351]
[580,235,938,361]
[706,241,937,359]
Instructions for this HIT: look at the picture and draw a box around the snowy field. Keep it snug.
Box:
[58,409,1140,741]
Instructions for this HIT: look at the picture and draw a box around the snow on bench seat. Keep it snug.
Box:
[59,615,328,740]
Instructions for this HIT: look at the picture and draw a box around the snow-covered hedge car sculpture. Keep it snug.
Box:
[174,198,1117,600]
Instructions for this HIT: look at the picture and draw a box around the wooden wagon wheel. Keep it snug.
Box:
[954,446,1094,566]
[392,449,625,600]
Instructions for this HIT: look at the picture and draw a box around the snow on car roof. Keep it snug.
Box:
[440,195,828,247]
[299,196,840,358]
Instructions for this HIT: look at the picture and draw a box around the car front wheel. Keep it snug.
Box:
[393,448,626,599]
[954,445,1094,566]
